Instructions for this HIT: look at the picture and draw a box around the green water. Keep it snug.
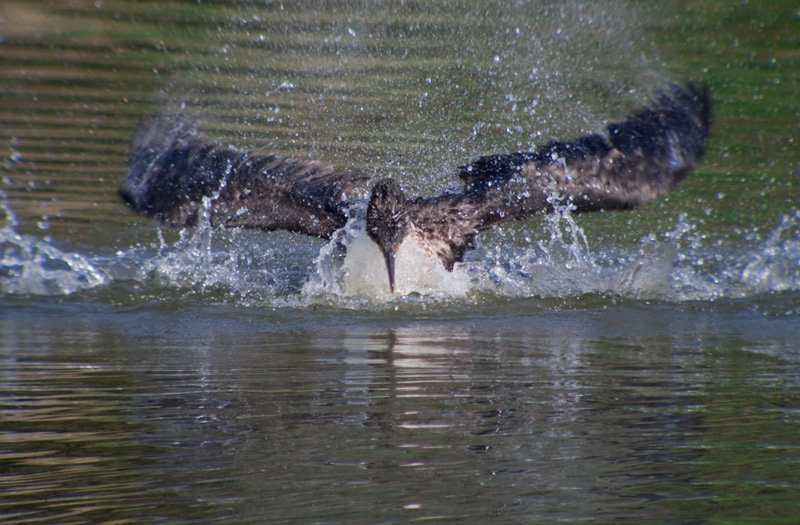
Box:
[2,1,799,522]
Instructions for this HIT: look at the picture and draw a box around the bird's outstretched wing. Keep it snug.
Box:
[120,116,369,239]
[411,83,711,270]
[459,82,711,214]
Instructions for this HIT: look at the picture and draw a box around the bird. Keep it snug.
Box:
[120,82,711,294]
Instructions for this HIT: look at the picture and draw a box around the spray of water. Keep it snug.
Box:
[0,195,106,295]
[2,190,799,307]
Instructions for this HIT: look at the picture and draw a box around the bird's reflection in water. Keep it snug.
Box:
[339,324,590,437]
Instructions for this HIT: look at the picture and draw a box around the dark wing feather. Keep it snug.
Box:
[119,116,369,239]
[459,82,711,214]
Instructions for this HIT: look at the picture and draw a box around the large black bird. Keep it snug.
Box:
[120,83,711,293]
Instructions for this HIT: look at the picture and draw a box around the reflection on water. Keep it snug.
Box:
[2,313,799,522]
[2,0,800,522]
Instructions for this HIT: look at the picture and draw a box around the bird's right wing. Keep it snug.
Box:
[120,116,369,239]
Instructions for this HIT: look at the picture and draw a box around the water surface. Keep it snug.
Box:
[2,0,799,522]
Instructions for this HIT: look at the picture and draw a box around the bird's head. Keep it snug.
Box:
[366,178,410,293]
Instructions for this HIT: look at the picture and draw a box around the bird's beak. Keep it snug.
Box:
[383,249,396,294]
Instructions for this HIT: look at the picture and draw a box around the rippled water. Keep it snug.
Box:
[2,0,800,522]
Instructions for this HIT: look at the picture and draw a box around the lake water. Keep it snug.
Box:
[2,1,799,522]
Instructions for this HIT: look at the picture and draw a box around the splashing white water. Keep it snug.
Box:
[2,191,799,307]
[0,197,106,295]
[474,195,677,299]
[671,209,800,301]
[121,178,303,302]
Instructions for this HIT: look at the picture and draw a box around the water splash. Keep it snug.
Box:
[736,211,800,294]
[0,197,106,295]
[472,208,800,303]
[119,174,301,303]
[670,210,800,301]
[128,217,296,304]
[475,195,673,299]
[3,186,799,307]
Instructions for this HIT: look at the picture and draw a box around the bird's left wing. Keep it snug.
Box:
[459,82,711,215]
[412,83,711,271]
